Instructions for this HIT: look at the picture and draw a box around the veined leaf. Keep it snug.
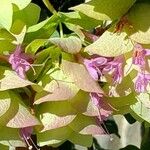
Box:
[85,29,134,57]
[61,60,103,93]
[0,67,33,91]
[49,36,82,54]
[70,0,136,21]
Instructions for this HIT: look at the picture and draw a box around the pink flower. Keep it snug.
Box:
[20,127,39,150]
[135,73,150,93]
[84,56,113,80]
[9,45,33,79]
[133,43,150,69]
[90,93,112,120]
[103,55,124,85]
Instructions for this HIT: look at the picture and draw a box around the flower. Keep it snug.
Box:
[20,127,39,150]
[84,56,113,80]
[90,93,112,120]
[103,55,124,85]
[9,45,34,79]
[135,73,150,93]
[132,43,150,69]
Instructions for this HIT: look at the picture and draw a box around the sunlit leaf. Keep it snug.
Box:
[70,0,136,21]
[49,36,82,54]
[85,29,134,57]
[127,3,150,44]
[61,60,103,93]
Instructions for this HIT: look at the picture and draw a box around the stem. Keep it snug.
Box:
[59,22,63,38]
[42,0,57,14]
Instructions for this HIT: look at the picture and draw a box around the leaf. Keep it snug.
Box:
[70,0,136,21]
[0,127,25,147]
[36,101,77,116]
[25,39,48,54]
[37,126,72,147]
[13,3,41,28]
[61,11,102,30]
[68,131,93,147]
[7,103,40,128]
[69,114,102,134]
[24,14,60,43]
[0,67,33,91]
[0,0,31,30]
[85,30,134,57]
[105,93,137,109]
[130,93,150,123]
[40,113,76,132]
[0,40,15,54]
[0,91,19,126]
[49,36,82,54]
[12,0,31,10]
[127,3,150,44]
[34,68,79,104]
[61,60,103,93]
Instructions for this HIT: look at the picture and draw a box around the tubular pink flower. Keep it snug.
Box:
[9,45,33,79]
[84,56,113,80]
[20,127,39,150]
[103,55,124,85]
[135,73,150,93]
[90,93,112,120]
[133,43,150,69]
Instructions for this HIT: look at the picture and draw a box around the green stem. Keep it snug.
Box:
[42,0,57,14]
[59,22,63,38]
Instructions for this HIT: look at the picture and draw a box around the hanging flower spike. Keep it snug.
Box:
[9,45,34,79]
[90,93,112,121]
[90,93,112,138]
[20,127,39,150]
[132,43,150,70]
[84,56,111,81]
[135,73,150,93]
[103,55,124,85]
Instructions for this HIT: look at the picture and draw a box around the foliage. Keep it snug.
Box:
[0,0,150,149]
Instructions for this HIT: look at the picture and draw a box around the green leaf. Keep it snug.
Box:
[25,39,48,54]
[0,0,31,30]
[105,93,137,109]
[12,0,31,10]
[34,79,79,104]
[70,0,136,21]
[0,40,15,54]
[0,67,33,91]
[61,60,103,93]
[0,144,8,150]
[130,93,150,124]
[61,12,102,30]
[37,126,72,147]
[0,127,25,147]
[24,14,60,43]
[13,3,41,28]
[85,29,134,57]
[126,3,150,44]
[49,36,82,54]
[0,91,18,126]
[68,131,93,147]
[69,114,94,132]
